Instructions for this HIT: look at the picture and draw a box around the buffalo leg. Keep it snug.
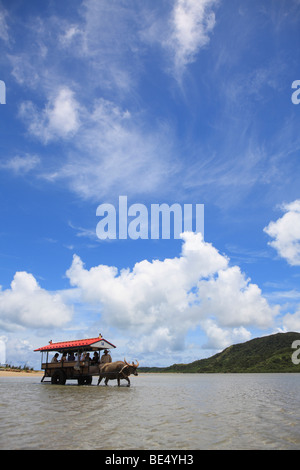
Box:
[97,376,103,385]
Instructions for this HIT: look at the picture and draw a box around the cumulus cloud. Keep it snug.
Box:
[264,200,300,266]
[197,265,276,328]
[66,232,278,351]
[0,271,73,331]
[4,337,36,367]
[0,233,282,360]
[282,309,300,332]
[200,319,252,350]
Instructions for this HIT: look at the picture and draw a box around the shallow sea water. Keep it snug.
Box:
[0,373,300,450]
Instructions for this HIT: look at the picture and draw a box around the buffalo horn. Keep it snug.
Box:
[124,358,139,368]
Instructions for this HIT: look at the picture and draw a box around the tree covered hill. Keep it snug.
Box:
[139,332,300,373]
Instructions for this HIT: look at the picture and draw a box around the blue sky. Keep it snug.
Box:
[0,0,300,368]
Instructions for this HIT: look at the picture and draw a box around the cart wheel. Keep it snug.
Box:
[51,370,66,385]
[77,376,92,385]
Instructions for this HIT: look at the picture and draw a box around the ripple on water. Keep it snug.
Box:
[1,373,300,449]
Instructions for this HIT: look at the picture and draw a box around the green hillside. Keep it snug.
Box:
[139,332,300,373]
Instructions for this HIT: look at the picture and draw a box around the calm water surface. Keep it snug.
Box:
[0,373,300,450]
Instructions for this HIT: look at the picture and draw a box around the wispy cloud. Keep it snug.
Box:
[4,2,182,201]
[0,154,40,174]
[5,0,298,212]
[68,221,99,241]
[0,4,9,43]
[34,95,179,200]
[77,0,144,92]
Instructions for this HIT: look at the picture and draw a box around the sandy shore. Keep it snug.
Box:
[0,370,43,377]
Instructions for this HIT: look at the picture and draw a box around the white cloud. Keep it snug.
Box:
[5,337,35,367]
[264,200,300,266]
[201,319,251,350]
[141,0,218,79]
[282,308,300,332]
[19,87,80,143]
[0,271,73,330]
[0,233,284,360]
[66,232,278,351]
[46,88,80,136]
[167,0,217,73]
[197,265,276,328]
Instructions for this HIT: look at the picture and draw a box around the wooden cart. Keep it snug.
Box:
[34,335,116,385]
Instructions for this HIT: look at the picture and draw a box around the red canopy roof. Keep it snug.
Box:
[34,336,116,352]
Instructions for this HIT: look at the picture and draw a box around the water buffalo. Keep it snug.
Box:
[97,358,139,386]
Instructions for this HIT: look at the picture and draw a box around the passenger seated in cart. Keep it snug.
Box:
[67,352,75,361]
[80,352,91,363]
[100,349,112,364]
[61,353,67,362]
[80,352,86,361]
[91,351,99,364]
[51,353,59,363]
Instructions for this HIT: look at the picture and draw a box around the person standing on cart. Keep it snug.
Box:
[100,349,112,364]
